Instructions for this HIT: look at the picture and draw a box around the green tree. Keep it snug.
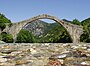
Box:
[37,25,72,43]
[80,31,90,43]
[0,13,12,31]
[80,18,90,43]
[0,23,6,31]
[16,29,35,43]
[71,19,81,25]
[1,32,13,43]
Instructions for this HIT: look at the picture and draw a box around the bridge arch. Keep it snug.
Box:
[3,14,83,43]
[20,14,68,28]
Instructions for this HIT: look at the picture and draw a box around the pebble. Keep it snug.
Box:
[81,62,87,65]
[87,49,90,51]
[81,61,90,66]
[71,46,78,49]
[58,54,67,59]
[58,59,64,64]
[30,48,37,54]
[81,47,87,49]
[47,59,61,66]
[0,57,7,62]
[50,54,67,59]
[0,43,89,66]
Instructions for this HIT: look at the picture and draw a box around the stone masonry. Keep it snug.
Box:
[3,14,83,43]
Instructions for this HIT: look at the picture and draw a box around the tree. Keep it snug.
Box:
[71,19,81,25]
[37,25,72,43]
[0,13,12,31]
[80,31,90,43]
[1,32,14,43]
[16,29,35,43]
[80,18,90,43]
[0,23,6,31]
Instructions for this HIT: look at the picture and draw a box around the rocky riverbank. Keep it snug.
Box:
[0,43,90,66]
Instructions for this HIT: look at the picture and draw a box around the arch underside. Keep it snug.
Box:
[18,15,73,42]
[23,18,73,42]
[21,14,70,32]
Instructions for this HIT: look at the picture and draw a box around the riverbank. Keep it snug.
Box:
[0,43,90,66]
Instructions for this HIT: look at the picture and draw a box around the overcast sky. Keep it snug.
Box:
[0,0,90,23]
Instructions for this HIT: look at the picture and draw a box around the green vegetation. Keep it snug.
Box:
[34,24,72,43]
[0,13,12,31]
[1,32,13,43]
[71,19,81,25]
[80,18,90,43]
[0,13,13,43]
[15,23,72,43]
[16,29,35,43]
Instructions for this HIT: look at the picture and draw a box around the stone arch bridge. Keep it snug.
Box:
[3,14,83,43]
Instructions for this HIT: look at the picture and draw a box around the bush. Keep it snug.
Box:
[0,13,12,31]
[1,32,14,43]
[16,29,35,43]
[0,23,6,31]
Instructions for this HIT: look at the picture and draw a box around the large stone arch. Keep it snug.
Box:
[3,14,83,43]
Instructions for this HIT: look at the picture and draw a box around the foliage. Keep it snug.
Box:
[80,31,90,43]
[16,29,35,43]
[35,25,72,43]
[80,18,90,43]
[0,13,12,31]
[71,19,81,25]
[1,32,14,43]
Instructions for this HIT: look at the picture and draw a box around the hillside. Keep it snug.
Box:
[23,20,59,36]
[22,20,73,43]
[81,18,90,25]
[36,24,72,43]
[80,18,90,43]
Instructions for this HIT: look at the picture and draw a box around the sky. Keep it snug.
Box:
[0,0,90,23]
